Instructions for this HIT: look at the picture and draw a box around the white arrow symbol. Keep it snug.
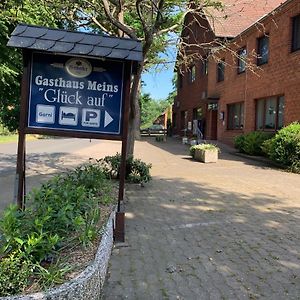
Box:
[104,111,113,128]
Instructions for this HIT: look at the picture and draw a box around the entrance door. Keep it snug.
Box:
[210,110,218,140]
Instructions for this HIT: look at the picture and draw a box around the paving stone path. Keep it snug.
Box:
[102,138,300,300]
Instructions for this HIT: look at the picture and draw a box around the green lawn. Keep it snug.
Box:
[0,134,19,144]
[0,134,38,144]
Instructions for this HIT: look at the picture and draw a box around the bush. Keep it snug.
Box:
[262,122,300,172]
[189,145,198,158]
[0,123,14,136]
[234,134,245,152]
[98,154,152,184]
[234,131,273,155]
[0,251,33,296]
[189,144,220,158]
[0,162,114,296]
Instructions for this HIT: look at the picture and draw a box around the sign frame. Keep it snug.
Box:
[8,24,143,243]
[16,49,132,242]
[24,51,128,140]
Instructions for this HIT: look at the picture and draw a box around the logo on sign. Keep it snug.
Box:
[36,105,55,124]
[82,109,100,128]
[65,58,92,78]
[59,107,78,126]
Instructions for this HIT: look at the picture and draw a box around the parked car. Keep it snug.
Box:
[140,124,165,135]
[147,124,165,135]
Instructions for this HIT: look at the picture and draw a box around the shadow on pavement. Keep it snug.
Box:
[103,176,300,299]
[143,136,281,171]
[0,152,87,176]
[0,152,90,212]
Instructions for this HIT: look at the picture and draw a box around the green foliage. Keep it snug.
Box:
[189,145,198,158]
[189,143,220,158]
[0,162,114,296]
[35,261,72,289]
[127,157,152,184]
[98,154,152,184]
[140,93,170,129]
[0,251,33,296]
[0,123,15,135]
[234,131,273,156]
[233,135,245,153]
[262,122,300,172]
[0,0,62,131]
[195,144,220,151]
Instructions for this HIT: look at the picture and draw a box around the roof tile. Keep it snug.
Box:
[89,46,112,57]
[49,41,75,53]
[108,49,130,59]
[12,24,27,36]
[7,24,143,62]
[29,39,56,50]
[205,0,284,37]
[126,51,144,61]
[42,30,68,41]
[100,38,120,48]
[20,26,48,38]
[79,35,103,45]
[115,39,139,50]
[68,44,94,55]
[7,36,36,48]
[60,32,85,43]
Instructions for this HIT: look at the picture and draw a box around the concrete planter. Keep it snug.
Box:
[1,209,116,300]
[195,148,218,163]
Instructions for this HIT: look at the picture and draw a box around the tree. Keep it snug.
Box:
[0,0,224,156]
[0,0,62,131]
[140,93,170,128]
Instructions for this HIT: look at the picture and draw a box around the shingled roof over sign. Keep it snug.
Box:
[7,24,143,62]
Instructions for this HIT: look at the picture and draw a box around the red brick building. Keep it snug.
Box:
[174,0,300,145]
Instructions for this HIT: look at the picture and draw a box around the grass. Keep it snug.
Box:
[0,134,38,144]
[0,134,19,144]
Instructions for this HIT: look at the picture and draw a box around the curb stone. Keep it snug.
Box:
[1,209,116,300]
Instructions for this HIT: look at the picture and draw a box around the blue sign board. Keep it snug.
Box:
[28,53,124,135]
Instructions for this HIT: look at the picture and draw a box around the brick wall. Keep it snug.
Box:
[174,13,215,137]
[207,0,300,145]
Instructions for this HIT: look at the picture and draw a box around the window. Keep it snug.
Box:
[217,60,225,82]
[292,14,300,52]
[257,36,269,65]
[193,108,203,120]
[201,58,208,76]
[227,102,244,130]
[256,96,284,130]
[188,65,196,83]
[237,48,247,73]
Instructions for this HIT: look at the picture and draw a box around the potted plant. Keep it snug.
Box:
[192,143,220,163]
[189,135,198,145]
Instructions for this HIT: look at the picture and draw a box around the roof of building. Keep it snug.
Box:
[205,0,285,38]
[7,24,143,62]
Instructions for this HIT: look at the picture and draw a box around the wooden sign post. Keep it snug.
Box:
[8,24,142,242]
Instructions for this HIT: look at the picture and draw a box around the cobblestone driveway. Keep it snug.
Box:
[102,138,300,300]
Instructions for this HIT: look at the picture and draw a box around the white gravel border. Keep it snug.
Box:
[1,209,116,300]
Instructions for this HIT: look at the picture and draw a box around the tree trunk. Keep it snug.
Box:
[126,64,143,157]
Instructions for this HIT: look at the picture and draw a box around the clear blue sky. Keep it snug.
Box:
[141,67,174,101]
